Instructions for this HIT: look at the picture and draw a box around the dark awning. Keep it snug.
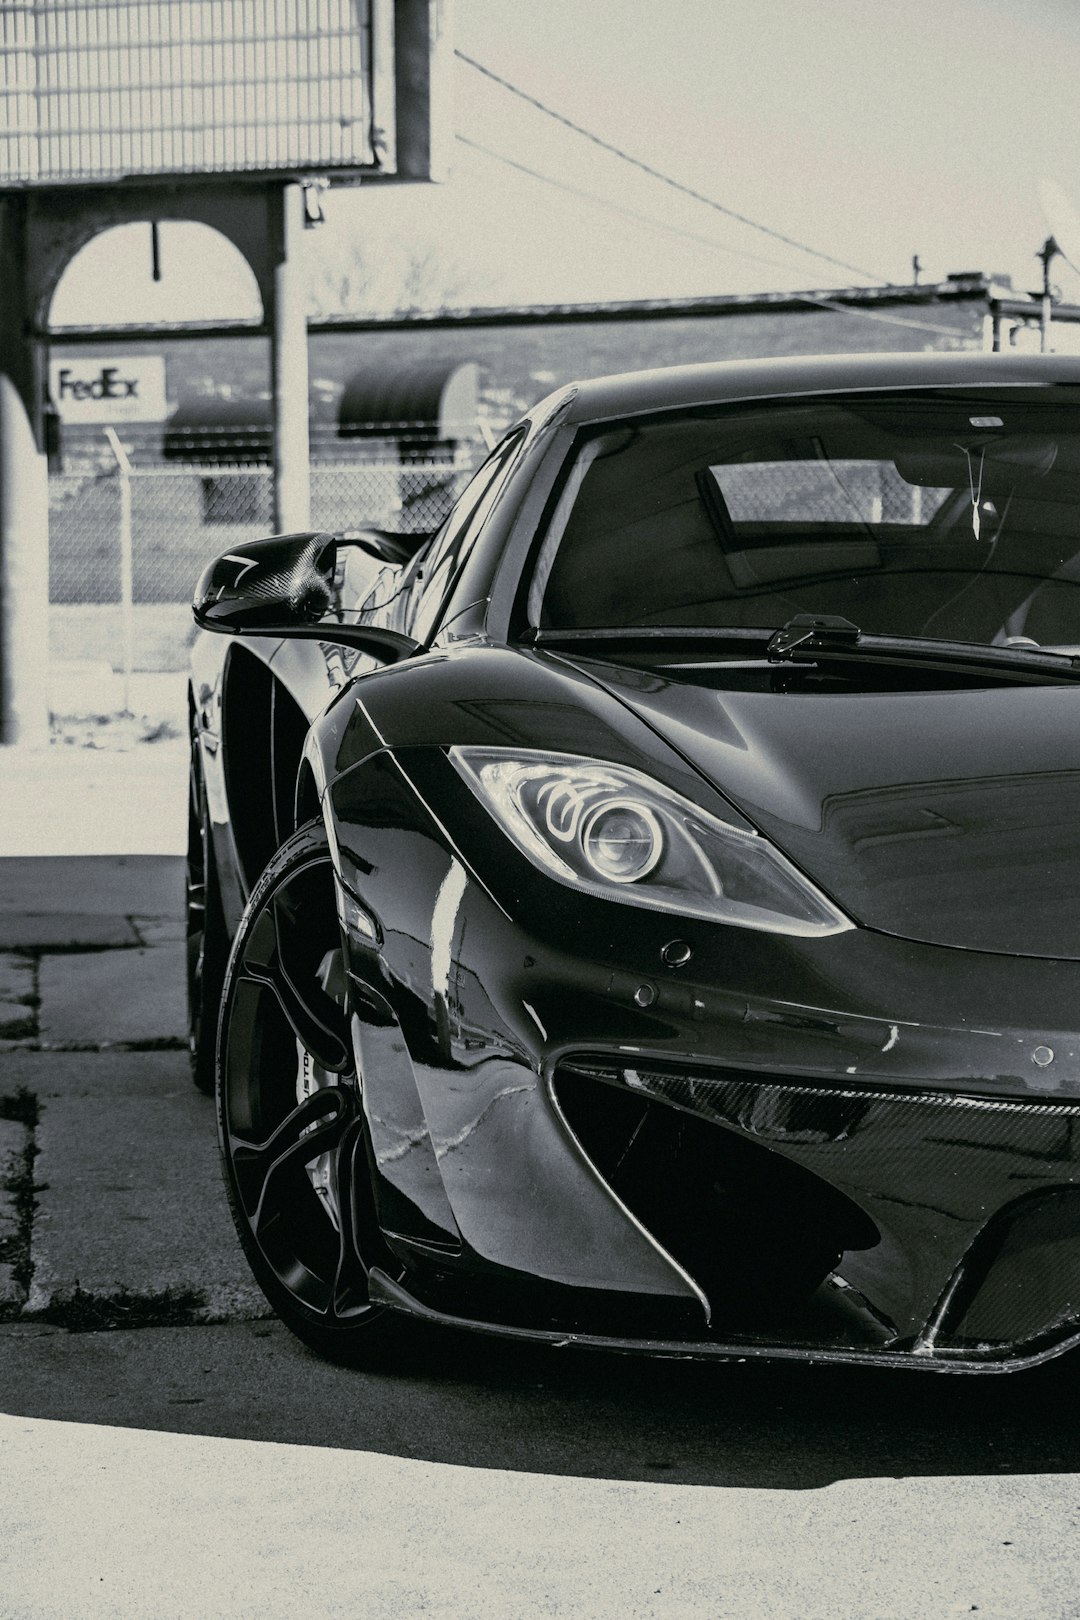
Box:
[338,360,479,439]
[163,360,480,463]
[163,394,272,464]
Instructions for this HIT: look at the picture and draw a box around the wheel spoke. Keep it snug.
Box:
[328,1120,373,1320]
[240,961,349,1073]
[238,899,349,1072]
[231,1087,352,1232]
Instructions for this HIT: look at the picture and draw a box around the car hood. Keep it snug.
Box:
[574,658,1080,959]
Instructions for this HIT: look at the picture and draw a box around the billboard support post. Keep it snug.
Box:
[270,183,311,535]
[0,196,49,748]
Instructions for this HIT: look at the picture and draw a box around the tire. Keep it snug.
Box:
[215,820,402,1362]
[187,739,228,1096]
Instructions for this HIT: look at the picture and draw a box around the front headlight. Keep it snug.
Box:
[448,747,851,938]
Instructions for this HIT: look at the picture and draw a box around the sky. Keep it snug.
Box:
[50,0,1080,326]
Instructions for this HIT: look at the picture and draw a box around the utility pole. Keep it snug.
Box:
[1038,236,1060,353]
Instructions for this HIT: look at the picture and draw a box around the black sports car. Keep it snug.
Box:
[190,350,1080,1372]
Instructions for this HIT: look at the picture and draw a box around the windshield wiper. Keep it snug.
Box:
[766,614,1080,684]
[523,626,770,651]
[766,614,861,656]
[525,620,1080,683]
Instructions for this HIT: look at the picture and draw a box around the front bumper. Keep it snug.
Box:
[331,747,1080,1371]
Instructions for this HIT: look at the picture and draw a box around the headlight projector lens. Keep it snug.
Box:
[582,801,663,883]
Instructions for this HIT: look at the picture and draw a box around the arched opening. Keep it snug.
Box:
[49,221,263,329]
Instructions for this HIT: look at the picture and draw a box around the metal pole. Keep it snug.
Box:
[990,305,1002,352]
[105,427,134,713]
[271,182,310,533]
[0,373,50,747]
[1039,237,1059,354]
[0,195,49,748]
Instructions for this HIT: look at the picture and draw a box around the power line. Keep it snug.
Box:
[456,134,811,280]
[455,49,891,286]
[456,135,970,339]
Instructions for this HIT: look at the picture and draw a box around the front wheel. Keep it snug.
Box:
[216,820,402,1362]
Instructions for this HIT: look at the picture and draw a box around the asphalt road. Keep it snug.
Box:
[3,853,1080,1617]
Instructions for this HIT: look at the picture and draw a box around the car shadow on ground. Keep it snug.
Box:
[2,1313,1077,1489]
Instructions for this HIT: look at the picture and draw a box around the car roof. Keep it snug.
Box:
[556,350,1080,424]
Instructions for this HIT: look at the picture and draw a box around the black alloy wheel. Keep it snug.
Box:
[216,820,401,1361]
[187,738,228,1096]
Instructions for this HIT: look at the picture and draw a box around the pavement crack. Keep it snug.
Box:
[0,1016,35,1040]
[11,940,144,955]
[22,1038,188,1054]
[0,1087,40,1316]
[0,1088,40,1130]
[29,1283,209,1333]
[0,951,40,1043]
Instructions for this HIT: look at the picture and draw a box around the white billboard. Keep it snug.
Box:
[1,0,385,186]
[49,356,168,425]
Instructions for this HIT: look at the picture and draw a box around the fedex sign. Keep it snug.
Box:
[49,356,167,424]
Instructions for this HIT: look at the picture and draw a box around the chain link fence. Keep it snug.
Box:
[48,457,476,678]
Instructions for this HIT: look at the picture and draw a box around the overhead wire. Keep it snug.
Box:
[455,49,892,286]
[455,135,972,340]
[455,134,812,281]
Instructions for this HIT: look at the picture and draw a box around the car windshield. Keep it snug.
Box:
[528,388,1080,650]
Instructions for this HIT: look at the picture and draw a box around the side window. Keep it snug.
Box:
[356,537,432,634]
[407,429,527,644]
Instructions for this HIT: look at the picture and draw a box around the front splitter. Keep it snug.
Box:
[367,1268,1080,1376]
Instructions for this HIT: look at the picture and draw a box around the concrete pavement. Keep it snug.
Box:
[0,741,186,858]
[5,1408,1077,1620]
[0,854,266,1326]
[0,666,187,860]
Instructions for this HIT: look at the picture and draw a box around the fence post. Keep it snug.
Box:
[104,427,134,713]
